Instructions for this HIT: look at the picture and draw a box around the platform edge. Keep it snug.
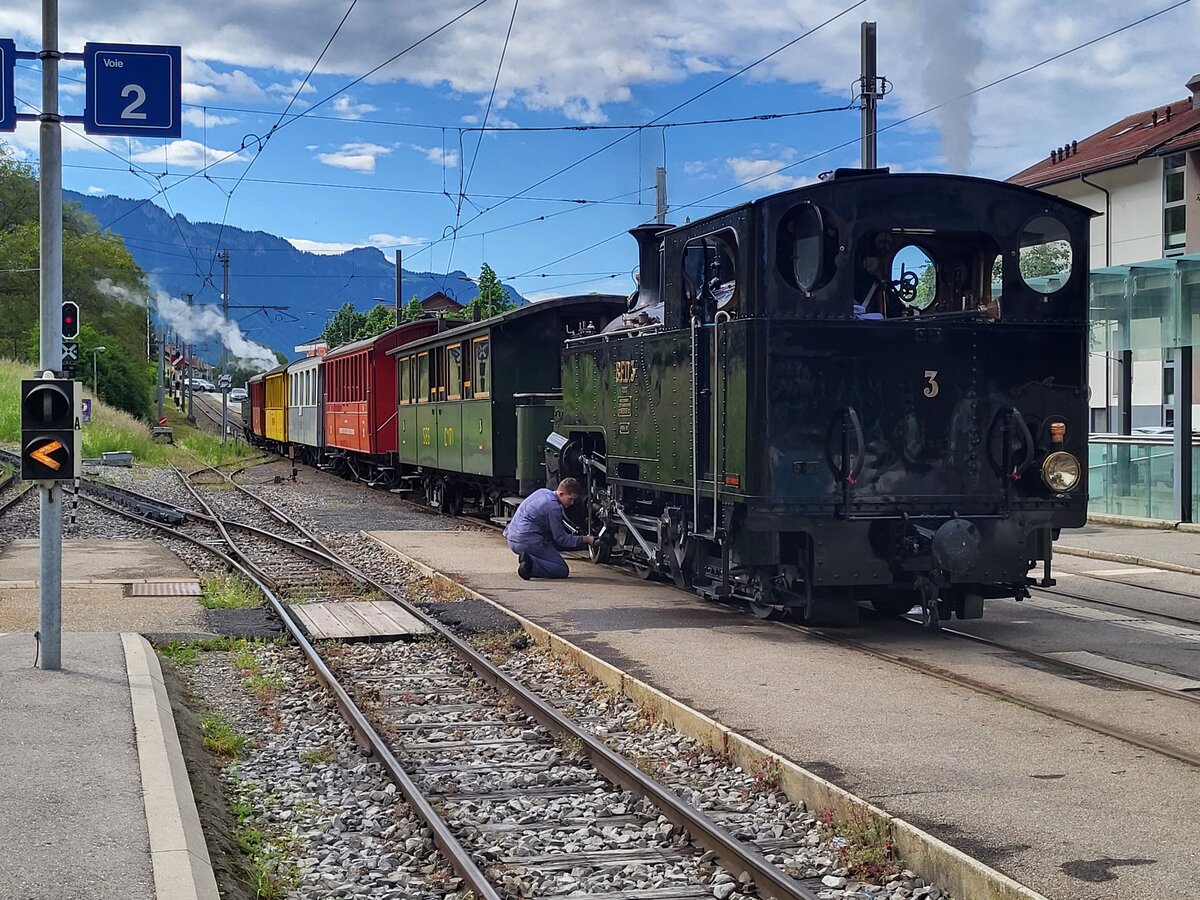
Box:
[362,531,1049,900]
[122,633,221,900]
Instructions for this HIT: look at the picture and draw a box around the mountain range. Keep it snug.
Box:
[66,190,524,360]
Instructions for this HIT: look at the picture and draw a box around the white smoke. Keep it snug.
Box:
[95,278,146,305]
[901,0,984,173]
[153,292,278,371]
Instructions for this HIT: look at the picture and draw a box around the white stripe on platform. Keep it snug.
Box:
[1085,567,1163,577]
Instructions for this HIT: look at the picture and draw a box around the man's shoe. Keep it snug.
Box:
[517,553,533,581]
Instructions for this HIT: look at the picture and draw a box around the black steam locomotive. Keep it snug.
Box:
[550,170,1091,628]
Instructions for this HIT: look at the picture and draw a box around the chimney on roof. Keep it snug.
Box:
[1152,110,1159,127]
[1188,73,1200,109]
[1071,140,1078,155]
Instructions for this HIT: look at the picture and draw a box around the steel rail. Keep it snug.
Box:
[0,483,34,517]
[212,476,822,900]
[1036,579,1200,629]
[75,489,504,900]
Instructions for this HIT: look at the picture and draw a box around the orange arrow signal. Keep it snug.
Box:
[30,440,65,471]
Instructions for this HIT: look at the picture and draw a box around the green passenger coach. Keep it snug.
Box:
[388,295,624,515]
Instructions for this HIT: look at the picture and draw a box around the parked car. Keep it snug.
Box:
[185,377,216,392]
[229,387,248,402]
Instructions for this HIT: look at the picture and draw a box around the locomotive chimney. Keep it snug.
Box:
[628,223,673,308]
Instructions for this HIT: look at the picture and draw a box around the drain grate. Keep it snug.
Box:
[127,582,202,597]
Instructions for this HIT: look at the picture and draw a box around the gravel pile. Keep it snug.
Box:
[181,641,456,900]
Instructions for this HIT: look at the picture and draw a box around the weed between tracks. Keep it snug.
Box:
[201,712,251,759]
[201,573,263,610]
[229,790,296,900]
[818,807,899,882]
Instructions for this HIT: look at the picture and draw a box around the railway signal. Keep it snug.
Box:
[61,300,79,340]
[21,374,80,481]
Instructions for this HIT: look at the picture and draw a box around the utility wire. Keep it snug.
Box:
[96,0,494,234]
[516,0,1194,281]
[441,0,870,241]
[205,0,361,282]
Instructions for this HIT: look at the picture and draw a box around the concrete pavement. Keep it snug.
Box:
[1059,522,1200,573]
[370,527,1200,900]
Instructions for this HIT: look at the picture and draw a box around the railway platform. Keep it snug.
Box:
[0,632,217,900]
[368,526,1200,900]
[1060,521,1200,574]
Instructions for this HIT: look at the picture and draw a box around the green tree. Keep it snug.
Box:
[361,303,395,338]
[448,263,516,321]
[401,293,424,322]
[320,302,366,350]
[991,241,1071,282]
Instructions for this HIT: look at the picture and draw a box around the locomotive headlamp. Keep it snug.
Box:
[1041,451,1080,492]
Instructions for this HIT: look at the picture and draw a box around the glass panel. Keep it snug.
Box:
[1165,206,1186,249]
[417,353,429,402]
[448,344,462,399]
[1166,170,1185,204]
[789,204,824,292]
[400,358,410,404]
[891,245,936,310]
[1088,438,1175,519]
[1019,216,1072,294]
[475,338,490,396]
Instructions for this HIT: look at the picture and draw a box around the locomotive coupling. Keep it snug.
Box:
[899,516,982,577]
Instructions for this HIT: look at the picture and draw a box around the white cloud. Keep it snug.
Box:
[286,238,364,255]
[411,144,459,167]
[129,140,250,169]
[86,186,106,195]
[181,108,238,128]
[725,156,814,193]
[267,78,318,99]
[316,142,392,173]
[304,144,319,151]
[331,96,377,119]
[368,233,425,248]
[683,159,716,179]
[183,59,265,103]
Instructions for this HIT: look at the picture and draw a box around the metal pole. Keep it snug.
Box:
[221,249,229,442]
[860,21,878,170]
[400,252,410,321]
[156,332,165,423]
[38,0,63,671]
[1173,346,1193,522]
[655,166,667,224]
[185,292,195,424]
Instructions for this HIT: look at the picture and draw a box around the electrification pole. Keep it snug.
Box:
[654,167,667,224]
[220,249,230,442]
[184,292,195,424]
[37,0,63,670]
[860,21,878,169]
[395,249,402,320]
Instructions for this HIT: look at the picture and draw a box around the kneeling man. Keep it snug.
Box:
[504,478,594,580]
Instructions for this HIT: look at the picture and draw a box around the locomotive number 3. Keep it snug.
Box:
[923,370,939,398]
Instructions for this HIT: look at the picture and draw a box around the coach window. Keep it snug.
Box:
[447,343,463,400]
[399,357,411,404]
[1018,215,1072,294]
[433,347,447,402]
[474,336,491,398]
[417,352,430,403]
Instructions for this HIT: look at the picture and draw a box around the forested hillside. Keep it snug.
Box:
[0,145,155,418]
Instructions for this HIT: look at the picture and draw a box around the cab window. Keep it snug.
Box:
[682,229,738,322]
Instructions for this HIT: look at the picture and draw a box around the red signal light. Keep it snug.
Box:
[61,300,80,340]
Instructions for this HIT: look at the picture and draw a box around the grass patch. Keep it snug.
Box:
[299,745,336,765]
[245,673,284,701]
[177,431,255,467]
[233,644,260,674]
[201,712,250,759]
[200,573,262,610]
[156,635,243,665]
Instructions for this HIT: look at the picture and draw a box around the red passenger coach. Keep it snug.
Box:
[248,374,266,442]
[322,319,445,463]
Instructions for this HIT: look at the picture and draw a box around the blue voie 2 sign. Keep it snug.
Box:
[84,43,181,138]
[0,38,15,133]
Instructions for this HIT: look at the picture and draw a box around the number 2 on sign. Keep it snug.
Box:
[923,370,939,398]
[121,84,147,120]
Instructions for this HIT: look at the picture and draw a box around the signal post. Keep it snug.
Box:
[3,4,180,669]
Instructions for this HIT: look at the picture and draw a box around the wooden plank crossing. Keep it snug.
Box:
[289,600,431,640]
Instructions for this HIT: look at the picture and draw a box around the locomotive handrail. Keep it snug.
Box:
[987,407,1036,478]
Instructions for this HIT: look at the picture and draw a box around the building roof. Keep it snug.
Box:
[1010,95,1200,188]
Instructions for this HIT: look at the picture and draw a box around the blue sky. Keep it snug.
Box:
[2,0,1199,302]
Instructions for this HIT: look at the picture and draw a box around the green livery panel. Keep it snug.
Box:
[461,399,493,476]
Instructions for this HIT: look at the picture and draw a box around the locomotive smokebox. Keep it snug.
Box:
[932,518,982,575]
[628,223,673,309]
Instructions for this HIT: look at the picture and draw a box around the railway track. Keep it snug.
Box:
[94,466,827,900]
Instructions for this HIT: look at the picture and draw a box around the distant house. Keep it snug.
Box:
[1009,74,1200,267]
[295,337,328,357]
[420,291,463,315]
